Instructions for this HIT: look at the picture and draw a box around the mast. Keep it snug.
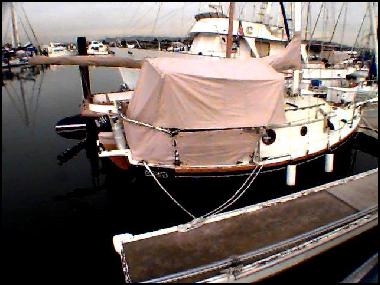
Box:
[292,2,301,95]
[304,2,310,41]
[226,2,235,58]
[368,2,378,79]
[10,2,20,48]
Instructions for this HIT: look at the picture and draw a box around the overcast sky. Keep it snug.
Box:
[2,2,377,48]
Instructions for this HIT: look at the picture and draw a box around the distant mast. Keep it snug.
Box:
[10,2,20,48]
[226,2,235,58]
[368,2,378,79]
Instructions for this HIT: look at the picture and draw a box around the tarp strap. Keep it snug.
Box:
[120,112,260,135]
[143,161,196,220]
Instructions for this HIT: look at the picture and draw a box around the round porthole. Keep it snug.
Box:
[262,129,276,145]
[300,126,308,136]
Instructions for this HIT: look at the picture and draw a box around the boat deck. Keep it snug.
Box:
[114,169,378,283]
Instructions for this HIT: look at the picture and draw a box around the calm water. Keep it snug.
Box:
[2,54,378,284]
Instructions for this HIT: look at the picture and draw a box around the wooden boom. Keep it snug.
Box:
[28,55,143,68]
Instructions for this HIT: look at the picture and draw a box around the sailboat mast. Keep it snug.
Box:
[10,2,20,48]
[305,2,310,41]
[368,2,378,78]
[226,2,235,58]
[292,2,301,95]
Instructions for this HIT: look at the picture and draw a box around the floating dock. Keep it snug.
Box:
[113,168,378,283]
[113,104,378,283]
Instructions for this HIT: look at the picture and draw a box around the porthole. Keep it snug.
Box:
[300,126,308,136]
[262,129,276,145]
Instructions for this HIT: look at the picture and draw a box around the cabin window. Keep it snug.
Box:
[300,126,308,136]
[262,129,276,145]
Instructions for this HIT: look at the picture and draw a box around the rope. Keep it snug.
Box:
[143,160,264,224]
[201,164,264,219]
[143,161,196,219]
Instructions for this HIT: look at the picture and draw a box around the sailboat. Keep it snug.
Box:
[301,2,379,99]
[2,2,40,68]
[2,65,44,127]
[90,4,363,179]
[186,2,288,58]
[28,2,368,179]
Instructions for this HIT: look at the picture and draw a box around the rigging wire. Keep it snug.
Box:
[19,3,41,47]
[328,2,346,43]
[339,3,348,50]
[3,84,26,122]
[127,3,150,35]
[18,16,33,45]
[122,2,143,32]
[32,70,45,129]
[307,2,324,54]
[352,6,369,50]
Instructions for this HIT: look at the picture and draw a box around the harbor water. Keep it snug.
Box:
[2,50,378,284]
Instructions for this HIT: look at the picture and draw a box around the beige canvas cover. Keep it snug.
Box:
[124,56,285,166]
[260,34,302,72]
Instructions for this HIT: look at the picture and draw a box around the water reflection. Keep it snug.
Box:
[2,65,45,127]
[54,120,107,200]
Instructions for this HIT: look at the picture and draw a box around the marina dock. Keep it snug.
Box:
[113,104,378,283]
[113,169,378,283]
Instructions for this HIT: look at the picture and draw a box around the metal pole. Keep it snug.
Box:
[77,36,91,99]
[292,2,302,95]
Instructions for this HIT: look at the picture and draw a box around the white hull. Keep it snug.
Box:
[98,96,363,174]
[302,66,356,80]
[187,16,287,58]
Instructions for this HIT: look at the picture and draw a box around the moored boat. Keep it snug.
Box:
[87,40,112,55]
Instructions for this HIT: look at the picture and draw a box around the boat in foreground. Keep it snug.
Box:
[28,37,369,179]
[95,52,364,178]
